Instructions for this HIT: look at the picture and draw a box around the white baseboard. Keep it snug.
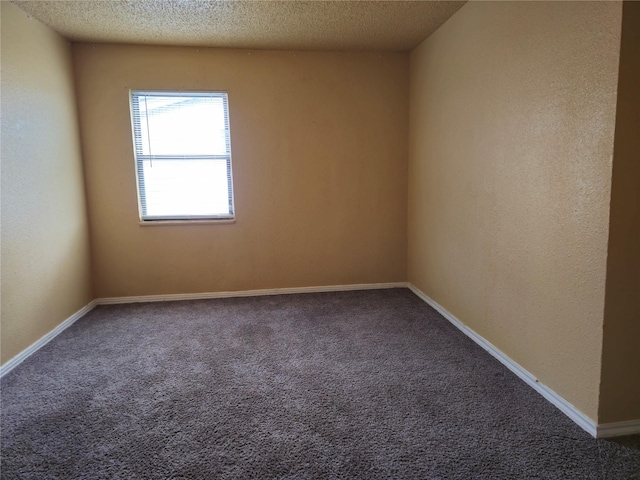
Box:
[97,282,408,305]
[0,283,406,376]
[406,283,601,438]
[597,420,640,438]
[0,300,98,378]
[4,282,637,439]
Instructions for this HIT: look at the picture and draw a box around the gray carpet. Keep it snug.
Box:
[1,289,639,479]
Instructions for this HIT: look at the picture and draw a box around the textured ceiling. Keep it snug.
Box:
[11,0,466,52]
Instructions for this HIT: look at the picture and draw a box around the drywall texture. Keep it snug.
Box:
[73,45,408,298]
[1,3,93,365]
[13,0,464,52]
[408,1,622,421]
[599,1,640,425]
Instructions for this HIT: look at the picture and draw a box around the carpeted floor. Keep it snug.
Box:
[1,289,639,479]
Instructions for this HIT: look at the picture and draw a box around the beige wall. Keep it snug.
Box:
[599,1,640,424]
[72,44,408,298]
[1,2,93,364]
[408,1,622,421]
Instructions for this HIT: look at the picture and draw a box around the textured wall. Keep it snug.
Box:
[599,1,640,425]
[73,44,408,298]
[1,3,93,364]
[408,1,622,421]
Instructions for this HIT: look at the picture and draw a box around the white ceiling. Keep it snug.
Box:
[11,0,466,52]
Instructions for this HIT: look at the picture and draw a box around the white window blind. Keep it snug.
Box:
[130,91,235,221]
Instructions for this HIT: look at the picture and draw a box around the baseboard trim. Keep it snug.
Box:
[0,300,98,378]
[5,283,637,438]
[407,283,600,438]
[0,283,406,377]
[596,420,640,438]
[97,282,409,305]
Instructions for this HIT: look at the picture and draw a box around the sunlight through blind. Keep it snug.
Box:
[130,91,234,221]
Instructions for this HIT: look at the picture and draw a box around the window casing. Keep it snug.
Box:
[130,91,235,222]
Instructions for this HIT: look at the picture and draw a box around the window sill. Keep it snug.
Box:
[139,218,236,226]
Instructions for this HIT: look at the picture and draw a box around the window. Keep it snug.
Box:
[130,91,235,222]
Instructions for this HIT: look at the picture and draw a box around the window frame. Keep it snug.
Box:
[129,90,236,224]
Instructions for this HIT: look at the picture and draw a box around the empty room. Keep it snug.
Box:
[1,0,639,478]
